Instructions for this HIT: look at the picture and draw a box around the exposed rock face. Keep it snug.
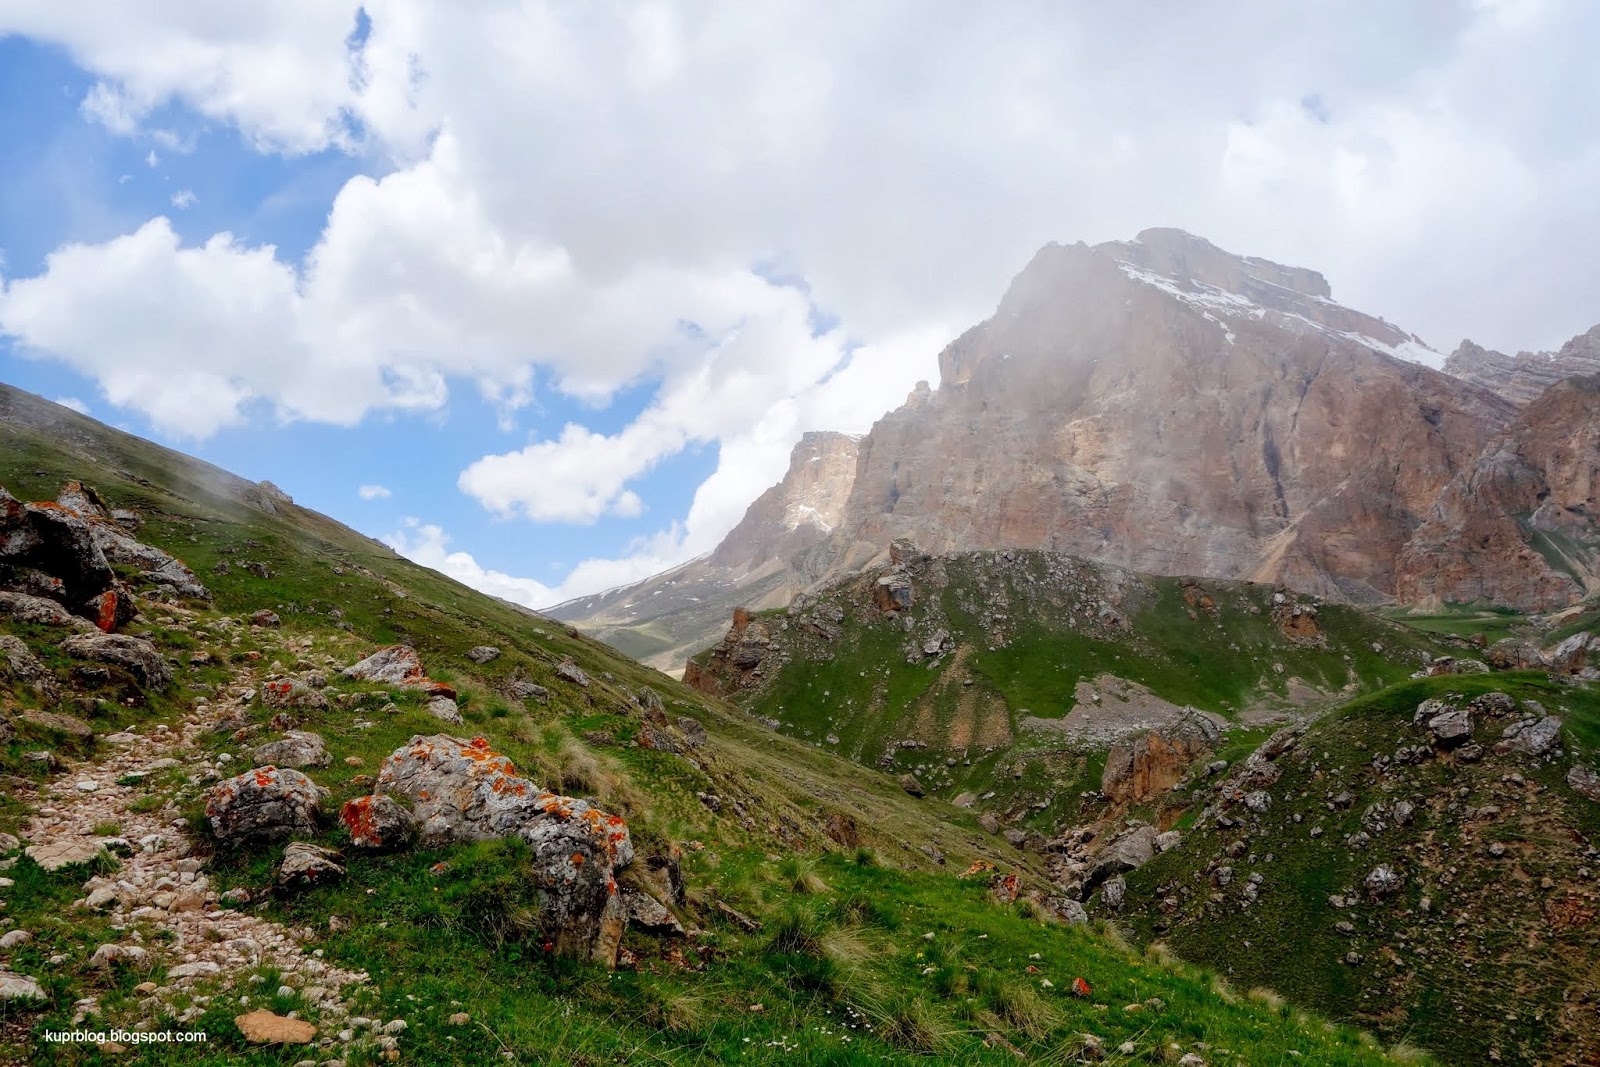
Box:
[1101,712,1221,804]
[1442,326,1600,407]
[204,767,328,844]
[1396,375,1600,610]
[371,735,635,965]
[684,608,775,698]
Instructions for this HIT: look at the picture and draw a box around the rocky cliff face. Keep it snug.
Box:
[793,230,1513,605]
[1442,325,1600,407]
[1396,375,1600,610]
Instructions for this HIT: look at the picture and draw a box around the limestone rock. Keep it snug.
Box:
[205,767,328,844]
[555,658,590,687]
[0,590,96,630]
[343,645,452,697]
[339,794,417,850]
[1364,864,1403,901]
[59,633,172,688]
[277,842,345,891]
[426,695,463,724]
[251,731,331,770]
[1547,632,1593,675]
[1499,716,1563,757]
[372,735,634,964]
[0,971,45,1002]
[260,680,330,712]
[466,645,500,664]
[235,1009,317,1045]
[1568,765,1600,802]
[1426,707,1474,747]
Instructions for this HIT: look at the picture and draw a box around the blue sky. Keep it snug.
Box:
[0,3,1595,607]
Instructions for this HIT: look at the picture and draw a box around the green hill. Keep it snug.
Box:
[0,383,1421,1065]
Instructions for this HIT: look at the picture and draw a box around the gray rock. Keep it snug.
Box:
[343,645,425,686]
[426,696,463,724]
[1089,824,1158,887]
[555,659,590,687]
[509,681,550,704]
[1243,790,1272,814]
[1426,707,1474,747]
[977,813,1001,835]
[59,633,171,688]
[1154,830,1182,853]
[676,717,707,749]
[1392,800,1416,825]
[252,731,330,770]
[1486,639,1544,671]
[261,679,330,712]
[277,842,345,891]
[0,635,56,700]
[204,767,327,844]
[898,774,925,798]
[466,646,500,664]
[1500,716,1563,757]
[249,609,281,628]
[0,590,95,630]
[1547,631,1591,675]
[621,887,684,936]
[0,971,44,1002]
[1364,864,1403,901]
[1567,765,1600,802]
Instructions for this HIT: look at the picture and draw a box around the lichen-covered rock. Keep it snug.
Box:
[339,794,417,850]
[621,886,684,936]
[205,767,327,844]
[251,731,330,770]
[276,842,345,891]
[372,735,634,964]
[0,590,95,630]
[249,609,281,628]
[0,635,56,700]
[260,679,330,712]
[60,633,171,688]
[88,520,210,599]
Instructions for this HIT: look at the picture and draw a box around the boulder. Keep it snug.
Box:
[898,774,925,798]
[81,583,139,632]
[343,645,428,687]
[15,501,116,603]
[235,1009,317,1045]
[248,609,281,628]
[1467,692,1518,717]
[621,887,685,936]
[251,731,330,770]
[371,735,634,965]
[1154,829,1182,853]
[676,717,707,748]
[88,523,210,600]
[59,633,171,688]
[426,695,463,724]
[977,813,1002,835]
[0,590,95,630]
[509,681,550,704]
[1087,824,1158,891]
[1499,716,1563,757]
[1364,864,1403,901]
[339,794,418,850]
[1426,707,1474,747]
[1487,638,1545,671]
[873,573,914,612]
[260,679,330,712]
[1566,765,1600,803]
[276,842,345,891]
[1101,874,1127,910]
[1547,632,1592,675]
[204,767,327,844]
[0,635,56,699]
[0,971,45,1003]
[466,645,500,664]
[555,658,590,687]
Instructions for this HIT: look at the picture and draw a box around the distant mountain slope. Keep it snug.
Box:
[549,430,861,671]
[1442,323,1600,406]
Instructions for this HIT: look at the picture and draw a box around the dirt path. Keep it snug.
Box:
[11,667,376,1044]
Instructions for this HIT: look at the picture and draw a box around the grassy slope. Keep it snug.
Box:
[1120,672,1600,1066]
[700,551,1457,834]
[0,385,1417,1065]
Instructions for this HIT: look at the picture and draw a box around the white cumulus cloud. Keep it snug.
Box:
[357,484,392,500]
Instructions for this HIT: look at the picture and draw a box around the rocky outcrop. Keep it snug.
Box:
[1395,375,1600,610]
[1101,712,1221,804]
[1442,325,1600,408]
[369,735,635,965]
[684,607,775,698]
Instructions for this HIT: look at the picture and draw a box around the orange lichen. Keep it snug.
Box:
[570,853,585,866]
[341,796,379,843]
